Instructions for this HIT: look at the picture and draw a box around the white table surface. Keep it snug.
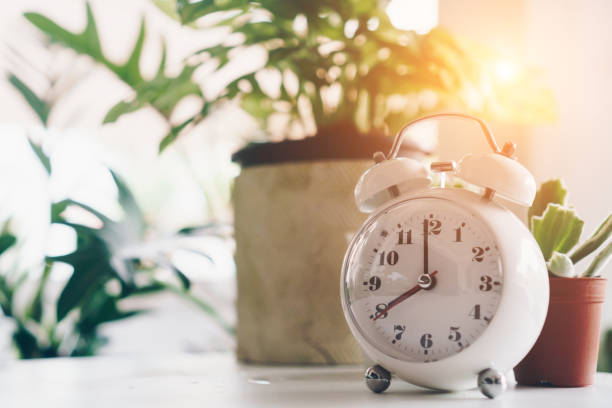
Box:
[1,352,611,407]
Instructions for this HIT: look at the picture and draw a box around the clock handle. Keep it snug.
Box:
[385,113,514,161]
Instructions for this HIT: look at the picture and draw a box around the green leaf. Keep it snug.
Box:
[25,3,103,61]
[103,64,201,124]
[153,0,181,21]
[121,19,146,85]
[50,171,146,321]
[27,139,52,175]
[157,41,168,78]
[547,251,576,278]
[77,290,144,334]
[8,74,50,125]
[583,240,612,277]
[103,100,142,124]
[159,102,210,153]
[176,0,249,24]
[148,65,201,117]
[236,21,283,43]
[55,253,113,321]
[27,3,201,127]
[240,94,274,119]
[531,203,584,261]
[172,266,191,290]
[27,261,52,323]
[131,282,166,295]
[159,119,192,152]
[528,179,567,224]
[110,170,144,226]
[177,223,220,235]
[570,213,612,264]
[26,4,142,86]
[0,233,16,256]
[12,324,40,359]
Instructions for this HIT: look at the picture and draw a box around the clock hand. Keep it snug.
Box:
[372,270,438,321]
[423,218,429,275]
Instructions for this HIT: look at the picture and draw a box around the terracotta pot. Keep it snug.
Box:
[232,126,427,364]
[514,276,607,386]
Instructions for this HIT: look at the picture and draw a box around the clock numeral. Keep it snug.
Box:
[448,326,461,342]
[429,219,442,235]
[370,303,388,320]
[420,333,433,348]
[479,275,493,292]
[397,230,413,245]
[363,276,382,291]
[454,223,466,242]
[469,304,481,320]
[392,325,406,344]
[472,246,489,262]
[379,250,399,266]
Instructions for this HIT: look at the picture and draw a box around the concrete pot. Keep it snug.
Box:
[232,129,425,364]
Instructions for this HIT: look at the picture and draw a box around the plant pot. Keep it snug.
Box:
[232,126,426,364]
[513,276,607,386]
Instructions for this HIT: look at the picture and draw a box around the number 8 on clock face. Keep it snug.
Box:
[345,197,503,363]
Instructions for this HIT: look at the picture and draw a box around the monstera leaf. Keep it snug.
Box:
[531,203,584,261]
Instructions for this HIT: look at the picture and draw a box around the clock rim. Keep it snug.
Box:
[343,194,504,363]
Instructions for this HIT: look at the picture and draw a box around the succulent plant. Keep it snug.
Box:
[529,179,612,277]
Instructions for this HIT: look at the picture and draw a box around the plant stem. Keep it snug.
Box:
[570,213,612,264]
[583,240,612,277]
[154,279,235,336]
[25,260,52,321]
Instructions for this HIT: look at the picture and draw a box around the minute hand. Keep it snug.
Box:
[423,218,429,275]
[372,270,439,321]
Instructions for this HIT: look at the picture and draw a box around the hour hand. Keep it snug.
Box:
[372,271,438,321]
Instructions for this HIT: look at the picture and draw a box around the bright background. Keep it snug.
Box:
[1,0,611,353]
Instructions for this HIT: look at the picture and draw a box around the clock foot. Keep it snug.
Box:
[365,365,391,393]
[477,368,507,399]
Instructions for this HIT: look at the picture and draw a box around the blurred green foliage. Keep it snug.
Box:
[0,163,232,358]
[599,328,612,373]
[25,0,554,152]
[0,160,232,358]
[2,60,233,359]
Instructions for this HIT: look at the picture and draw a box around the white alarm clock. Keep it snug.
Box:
[340,113,549,399]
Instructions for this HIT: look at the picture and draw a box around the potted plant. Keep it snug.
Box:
[3,55,232,358]
[24,0,554,364]
[514,179,611,386]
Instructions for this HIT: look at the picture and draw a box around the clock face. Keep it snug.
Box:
[343,197,503,363]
